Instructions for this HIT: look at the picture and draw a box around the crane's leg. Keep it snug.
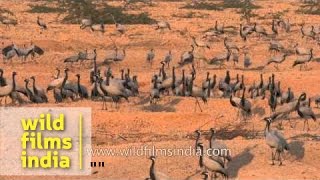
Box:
[303,119,307,131]
[196,98,203,112]
[271,150,275,165]
[306,119,310,131]
[278,151,282,166]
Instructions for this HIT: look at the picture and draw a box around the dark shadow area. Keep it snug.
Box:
[141,104,176,112]
[134,96,150,106]
[227,146,255,178]
[195,122,261,141]
[252,106,266,116]
[288,140,305,160]
[164,97,182,106]
[27,1,156,24]
[290,133,320,141]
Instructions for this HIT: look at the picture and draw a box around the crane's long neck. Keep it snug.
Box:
[172,68,175,87]
[25,81,31,95]
[106,74,110,86]
[62,70,68,88]
[121,70,124,80]
[182,70,185,96]
[198,145,204,168]
[260,74,263,87]
[296,94,304,109]
[153,77,157,89]
[195,133,200,150]
[241,89,245,105]
[32,78,36,92]
[209,132,214,149]
[12,74,16,91]
[77,76,81,89]
[150,159,156,180]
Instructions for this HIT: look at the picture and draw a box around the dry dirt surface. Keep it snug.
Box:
[1,0,320,179]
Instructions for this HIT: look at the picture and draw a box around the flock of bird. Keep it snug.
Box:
[1,1,320,179]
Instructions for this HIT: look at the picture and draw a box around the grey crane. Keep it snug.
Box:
[47,68,70,91]
[263,117,289,165]
[100,73,130,109]
[240,23,254,41]
[292,49,313,70]
[272,19,278,35]
[91,22,105,33]
[0,69,6,86]
[293,44,313,55]
[230,87,251,120]
[214,20,224,34]
[163,50,172,68]
[75,74,89,99]
[269,40,284,55]
[2,43,44,62]
[155,21,171,32]
[78,49,89,63]
[207,49,231,68]
[64,54,80,65]
[197,143,228,179]
[0,72,17,105]
[280,87,294,104]
[30,76,48,102]
[300,24,316,40]
[269,89,278,113]
[150,75,160,104]
[253,22,268,37]
[80,18,92,29]
[296,93,317,131]
[149,156,171,180]
[224,37,239,51]
[108,13,126,34]
[209,128,231,165]
[179,45,195,66]
[2,43,16,63]
[231,51,239,66]
[53,88,63,103]
[37,16,47,30]
[266,53,288,70]
[191,36,210,49]
[104,48,126,65]
[147,48,155,67]
[60,68,76,101]
[224,70,230,85]
[24,79,45,103]
[1,18,17,28]
[244,52,252,69]
[232,74,244,95]
[186,73,208,112]
[278,19,290,33]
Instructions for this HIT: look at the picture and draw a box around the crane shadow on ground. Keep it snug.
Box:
[287,140,305,161]
[201,122,261,140]
[234,66,265,71]
[289,133,320,141]
[252,105,266,116]
[141,100,178,112]
[227,146,255,178]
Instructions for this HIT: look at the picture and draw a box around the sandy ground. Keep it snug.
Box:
[1,0,320,179]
